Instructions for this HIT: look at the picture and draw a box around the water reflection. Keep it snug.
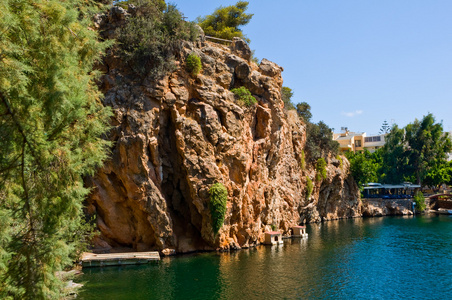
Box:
[79,216,452,300]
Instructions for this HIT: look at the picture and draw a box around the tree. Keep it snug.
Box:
[296,102,312,123]
[0,0,111,298]
[423,161,452,190]
[305,121,339,162]
[281,86,295,110]
[380,114,451,186]
[345,150,381,188]
[404,114,452,185]
[379,120,391,134]
[197,1,253,42]
[380,124,409,183]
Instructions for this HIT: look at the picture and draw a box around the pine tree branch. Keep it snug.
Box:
[0,92,44,171]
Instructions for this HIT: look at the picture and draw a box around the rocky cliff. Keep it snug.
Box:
[85,7,361,253]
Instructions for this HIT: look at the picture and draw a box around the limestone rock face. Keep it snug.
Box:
[362,199,414,216]
[86,8,361,253]
[300,158,361,223]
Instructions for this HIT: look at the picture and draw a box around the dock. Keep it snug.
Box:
[81,251,160,268]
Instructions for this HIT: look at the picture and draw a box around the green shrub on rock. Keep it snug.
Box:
[315,157,327,182]
[231,86,257,107]
[209,183,228,235]
[299,150,306,170]
[186,53,202,76]
[336,155,343,168]
[306,177,313,200]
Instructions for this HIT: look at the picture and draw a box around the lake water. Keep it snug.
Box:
[79,215,452,299]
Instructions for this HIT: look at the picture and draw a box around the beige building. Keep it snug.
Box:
[333,130,386,153]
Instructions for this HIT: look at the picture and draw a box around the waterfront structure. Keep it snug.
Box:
[81,251,160,268]
[333,129,386,153]
[292,226,308,238]
[263,231,283,245]
[362,182,420,199]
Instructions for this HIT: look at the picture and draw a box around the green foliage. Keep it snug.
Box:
[336,155,343,168]
[116,0,197,77]
[306,177,314,200]
[315,158,327,182]
[404,114,452,185]
[381,114,452,186]
[345,114,452,189]
[380,124,408,183]
[413,191,426,212]
[424,161,452,189]
[305,121,339,162]
[299,150,306,170]
[296,102,312,123]
[270,224,277,231]
[231,86,257,107]
[345,150,381,188]
[281,86,295,110]
[197,1,253,42]
[209,183,228,235]
[0,0,111,298]
[186,53,202,76]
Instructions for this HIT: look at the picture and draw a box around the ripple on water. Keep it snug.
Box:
[79,216,452,300]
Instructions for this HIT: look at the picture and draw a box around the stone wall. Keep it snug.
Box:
[361,199,414,216]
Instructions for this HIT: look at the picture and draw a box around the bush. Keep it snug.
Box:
[299,150,306,170]
[336,155,343,168]
[315,158,327,182]
[186,53,202,76]
[231,86,257,107]
[413,191,426,212]
[209,183,228,235]
[306,177,313,200]
[115,0,198,77]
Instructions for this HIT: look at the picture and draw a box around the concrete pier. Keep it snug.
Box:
[81,251,160,268]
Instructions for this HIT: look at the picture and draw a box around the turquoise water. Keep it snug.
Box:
[79,215,452,299]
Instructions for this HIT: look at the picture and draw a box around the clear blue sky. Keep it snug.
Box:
[170,0,452,134]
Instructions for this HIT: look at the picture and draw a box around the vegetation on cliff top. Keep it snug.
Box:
[0,0,111,298]
[116,0,197,77]
[197,1,253,42]
[209,183,228,236]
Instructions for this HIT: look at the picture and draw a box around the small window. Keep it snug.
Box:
[355,140,362,147]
